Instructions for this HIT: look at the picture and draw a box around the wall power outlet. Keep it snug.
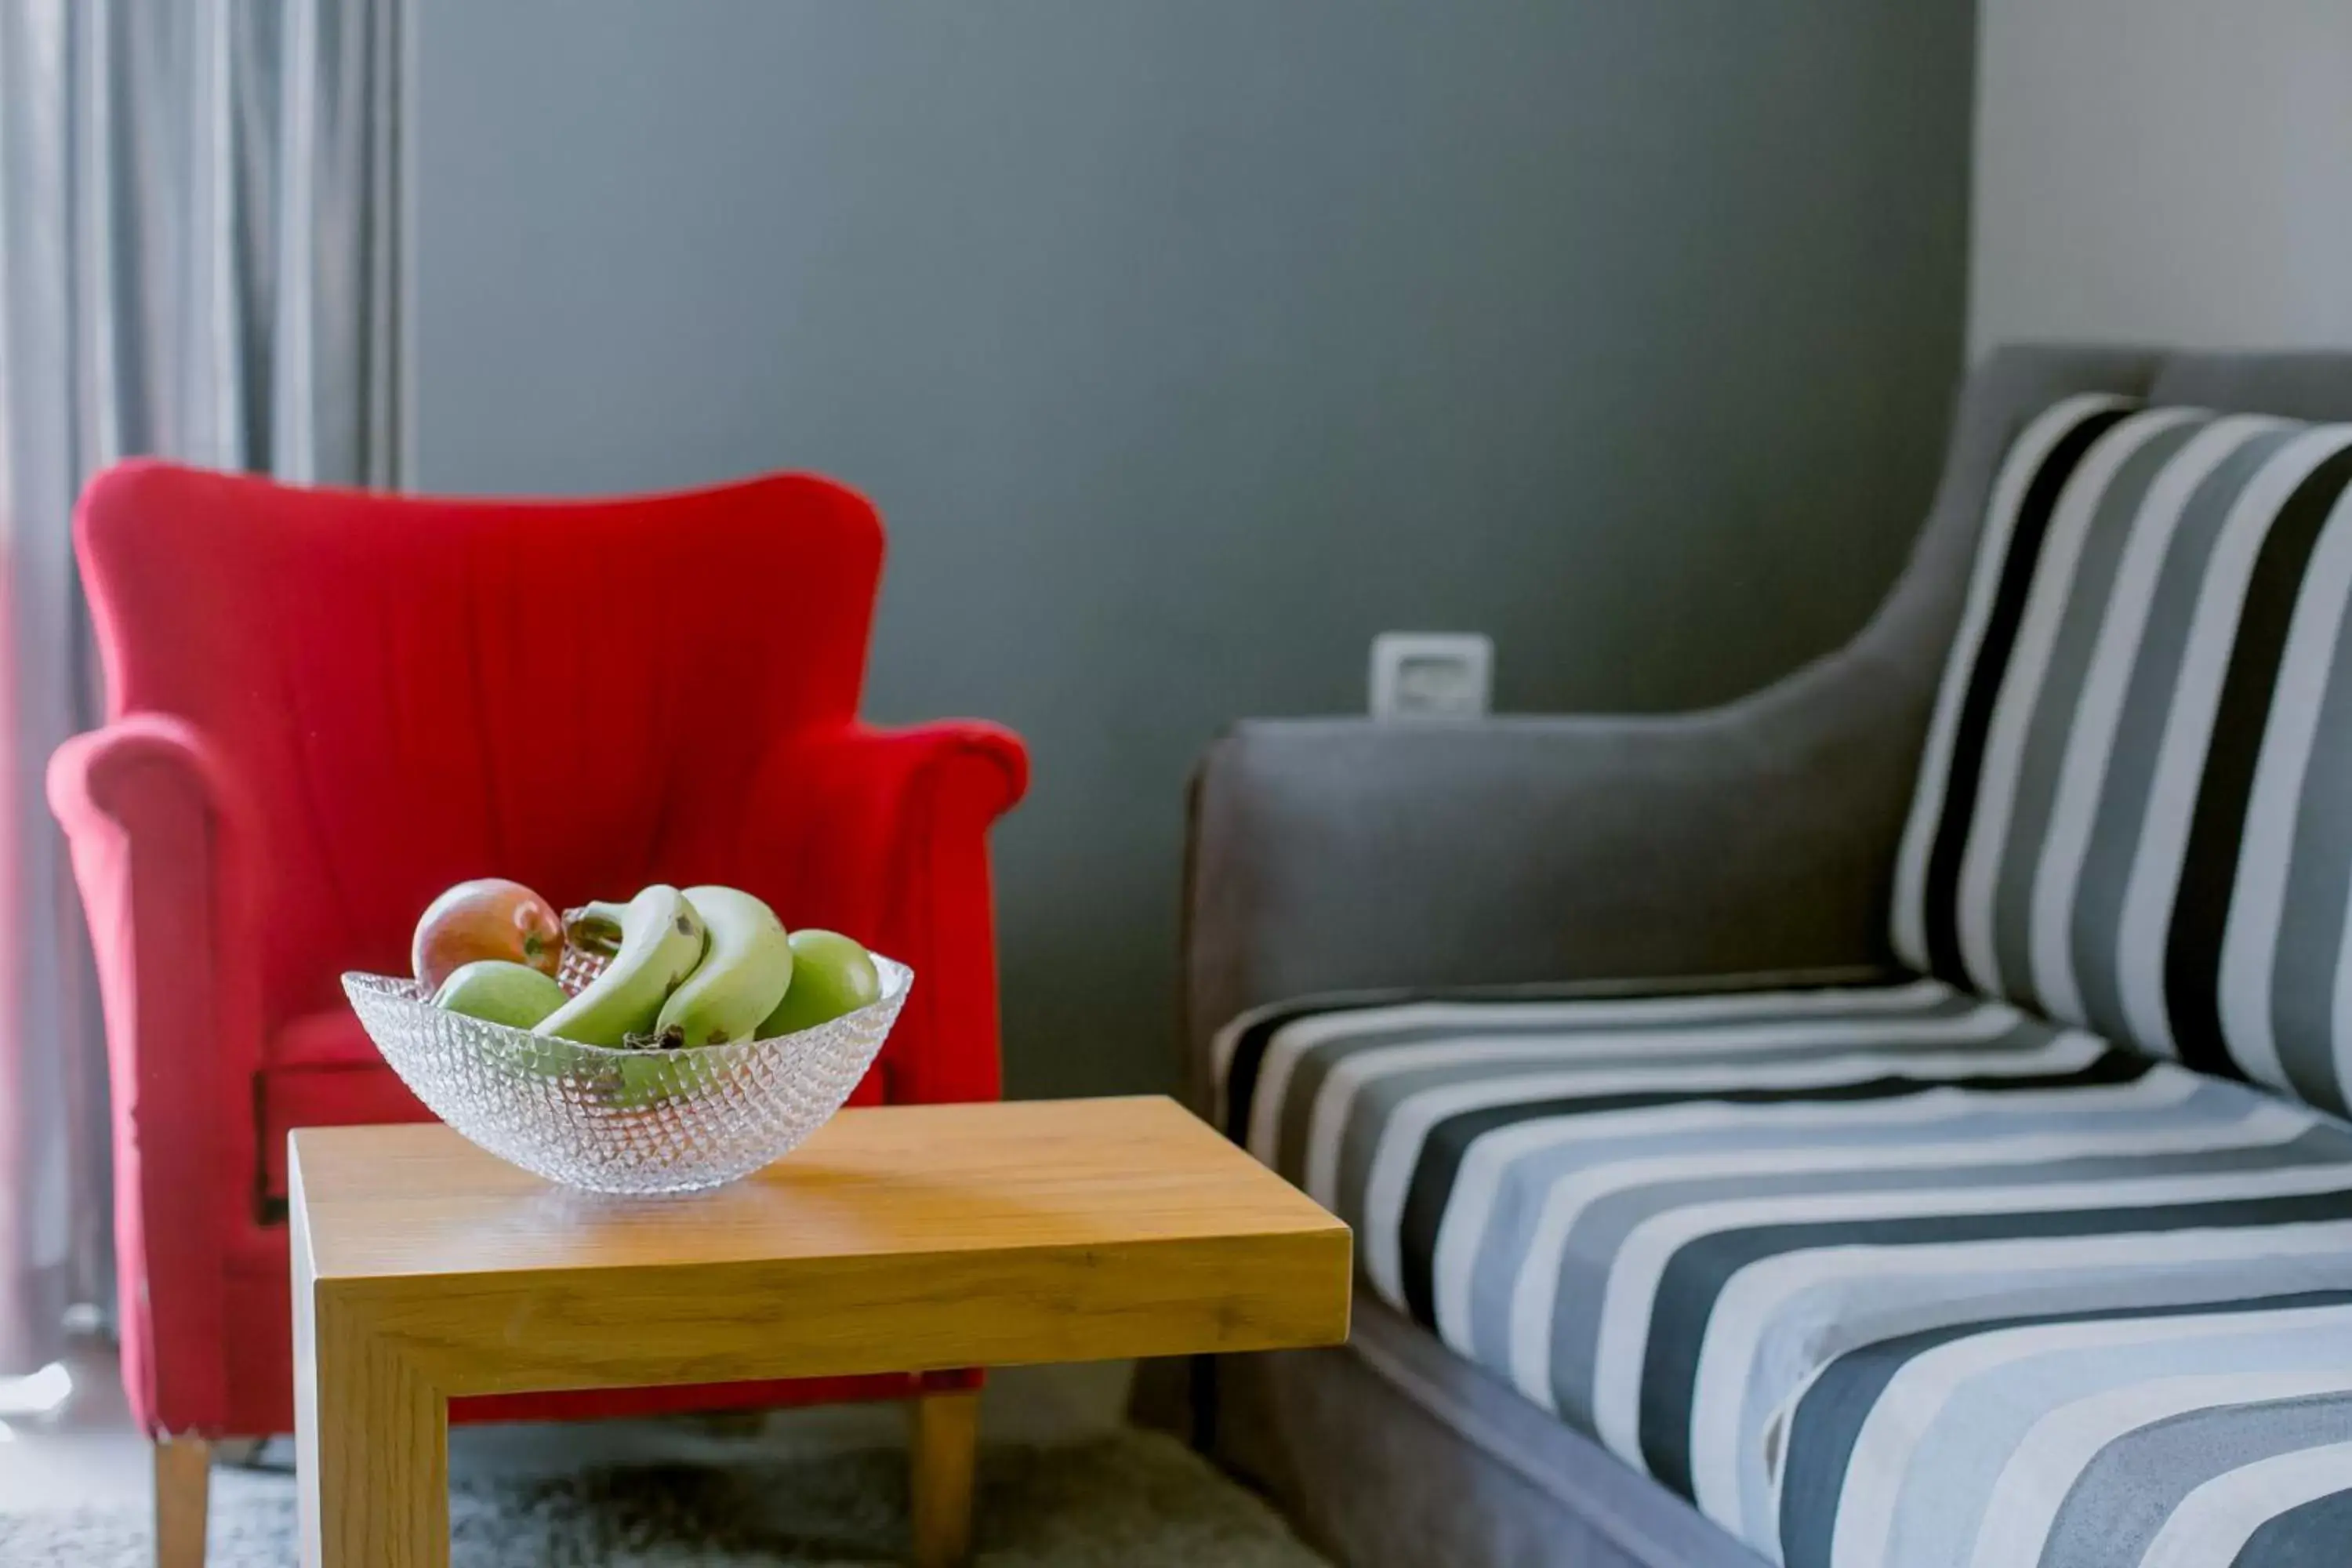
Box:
[1369,633,1493,720]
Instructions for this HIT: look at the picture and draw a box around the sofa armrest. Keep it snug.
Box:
[47,713,263,1434]
[728,720,1029,1105]
[1185,674,1923,1096]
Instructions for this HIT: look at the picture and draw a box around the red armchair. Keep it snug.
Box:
[46,462,1028,1559]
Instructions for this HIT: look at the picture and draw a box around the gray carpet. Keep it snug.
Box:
[0,1430,1327,1566]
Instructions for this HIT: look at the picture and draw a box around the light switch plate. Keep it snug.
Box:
[1370,633,1493,720]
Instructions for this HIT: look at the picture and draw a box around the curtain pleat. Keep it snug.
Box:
[0,0,402,1374]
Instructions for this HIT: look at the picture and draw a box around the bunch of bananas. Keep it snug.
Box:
[425,881,881,1051]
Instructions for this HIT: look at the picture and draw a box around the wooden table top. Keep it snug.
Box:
[290,1094,1348,1287]
[290,1097,1352,1566]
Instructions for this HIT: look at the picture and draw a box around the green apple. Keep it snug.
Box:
[432,960,568,1029]
[757,930,881,1037]
[610,1053,677,1111]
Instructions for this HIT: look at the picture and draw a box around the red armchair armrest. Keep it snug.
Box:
[47,713,264,1434]
[725,720,1029,1105]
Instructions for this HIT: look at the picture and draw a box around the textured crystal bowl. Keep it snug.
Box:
[341,955,910,1194]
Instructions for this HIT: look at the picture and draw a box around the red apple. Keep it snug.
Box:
[412,878,564,992]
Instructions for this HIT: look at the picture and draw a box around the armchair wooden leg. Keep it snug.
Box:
[154,1436,211,1568]
[908,1388,979,1568]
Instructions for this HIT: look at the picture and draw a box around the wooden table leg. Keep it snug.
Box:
[908,1388,979,1568]
[153,1436,211,1568]
[293,1187,448,1566]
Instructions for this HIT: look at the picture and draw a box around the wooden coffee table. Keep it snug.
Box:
[289,1095,1351,1567]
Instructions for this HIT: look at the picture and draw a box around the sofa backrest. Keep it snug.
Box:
[1884,367,2352,1111]
[1849,349,2352,746]
[1175,347,2352,1066]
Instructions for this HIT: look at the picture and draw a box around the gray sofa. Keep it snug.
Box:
[1155,346,2352,1568]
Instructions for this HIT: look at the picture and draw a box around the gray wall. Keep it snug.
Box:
[1973,0,2352,355]
[408,1,1975,1098]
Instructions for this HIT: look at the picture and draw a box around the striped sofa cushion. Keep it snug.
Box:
[1892,397,2352,1109]
[1215,978,2352,1568]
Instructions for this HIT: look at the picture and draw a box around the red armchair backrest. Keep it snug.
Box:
[74,460,884,1025]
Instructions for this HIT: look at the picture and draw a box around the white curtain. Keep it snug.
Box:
[0,0,403,1374]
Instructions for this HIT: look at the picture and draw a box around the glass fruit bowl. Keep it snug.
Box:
[341,952,911,1194]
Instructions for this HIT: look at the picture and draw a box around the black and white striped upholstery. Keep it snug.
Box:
[1217,979,2352,1568]
[1893,397,2352,1112]
[1207,385,2352,1568]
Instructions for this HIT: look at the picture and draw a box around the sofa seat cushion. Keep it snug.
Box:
[1890,396,2352,1113]
[1217,976,2352,1568]
[259,1006,434,1200]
